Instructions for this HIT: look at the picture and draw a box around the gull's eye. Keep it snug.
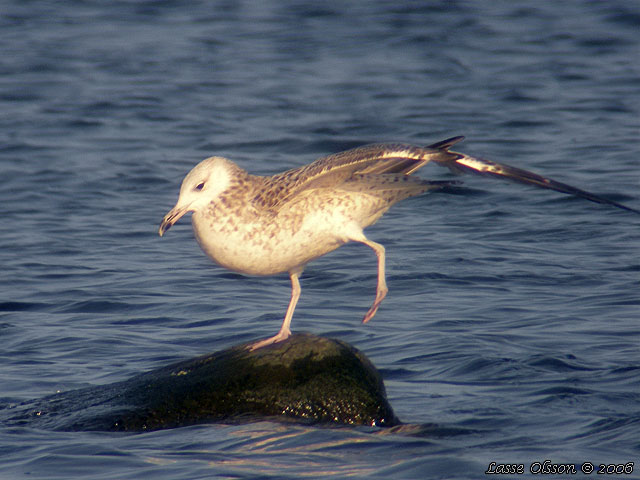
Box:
[195,182,205,191]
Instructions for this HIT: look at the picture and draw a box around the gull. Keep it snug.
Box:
[159,136,638,350]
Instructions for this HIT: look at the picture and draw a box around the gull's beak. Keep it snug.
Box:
[158,205,189,237]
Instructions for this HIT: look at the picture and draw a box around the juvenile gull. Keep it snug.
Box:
[159,137,638,350]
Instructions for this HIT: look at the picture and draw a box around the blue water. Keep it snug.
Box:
[1,1,639,478]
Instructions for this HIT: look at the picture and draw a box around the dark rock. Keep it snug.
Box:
[3,333,398,431]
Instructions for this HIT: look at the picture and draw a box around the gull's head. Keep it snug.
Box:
[158,156,233,236]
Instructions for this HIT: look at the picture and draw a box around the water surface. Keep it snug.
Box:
[1,1,639,478]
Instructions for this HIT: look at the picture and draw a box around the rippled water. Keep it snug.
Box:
[2,1,639,478]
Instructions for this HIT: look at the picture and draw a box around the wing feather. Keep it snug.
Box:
[252,136,639,214]
[437,152,640,214]
[254,140,462,209]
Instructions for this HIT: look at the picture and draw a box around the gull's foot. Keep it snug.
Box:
[247,329,292,351]
[362,304,380,324]
[362,287,388,324]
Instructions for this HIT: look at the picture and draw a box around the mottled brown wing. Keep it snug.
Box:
[254,138,463,209]
[254,136,638,214]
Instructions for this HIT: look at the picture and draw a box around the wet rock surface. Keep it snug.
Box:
[4,333,398,431]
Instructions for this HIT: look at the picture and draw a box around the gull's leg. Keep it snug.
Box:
[248,268,302,351]
[359,238,388,324]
